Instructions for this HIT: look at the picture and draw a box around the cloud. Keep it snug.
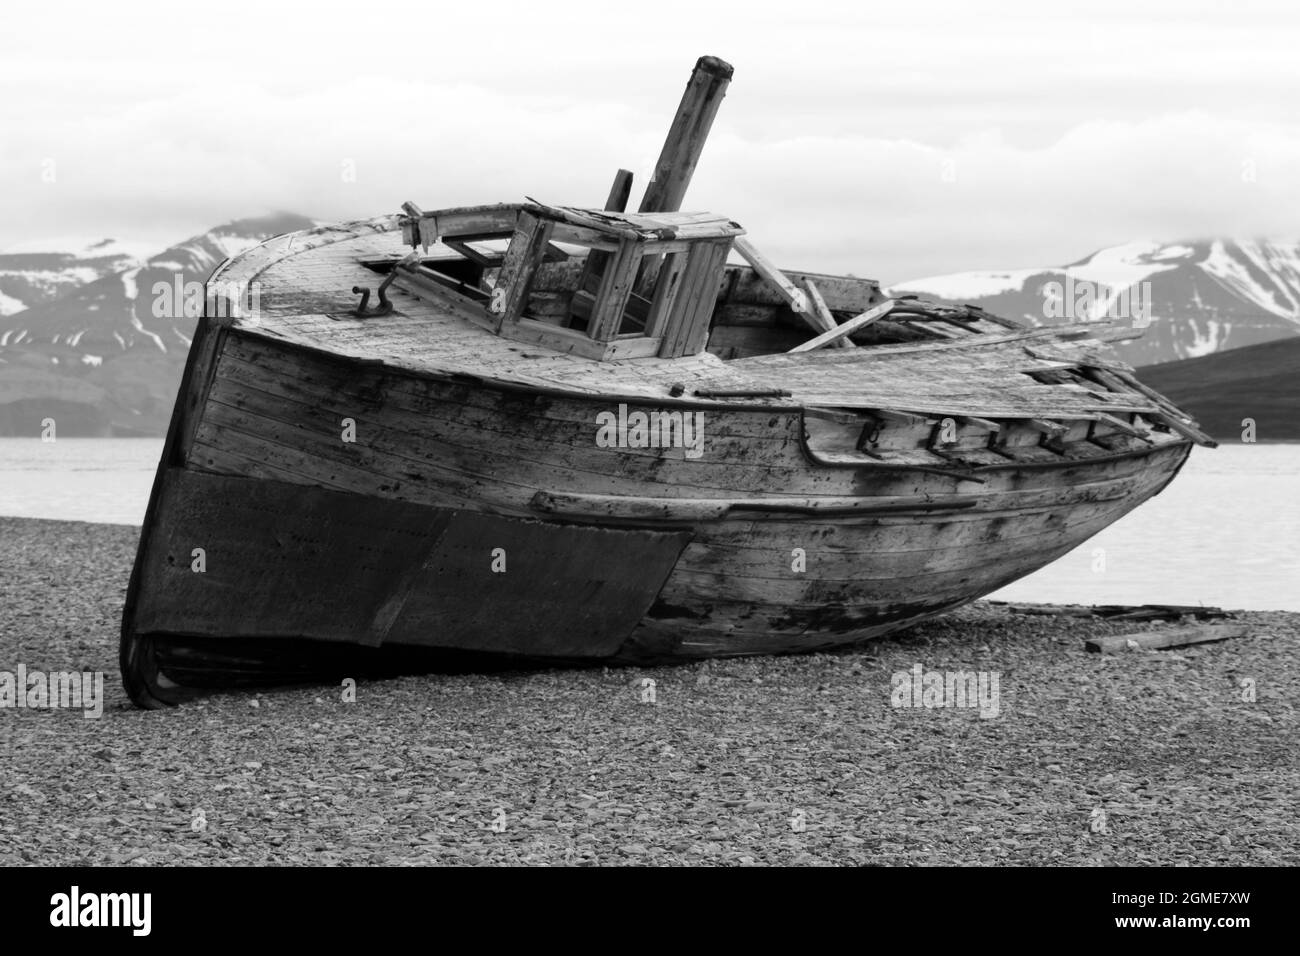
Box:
[2,0,1298,282]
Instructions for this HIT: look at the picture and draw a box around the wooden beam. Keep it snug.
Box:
[788,299,896,352]
[1094,412,1154,441]
[532,490,978,521]
[638,55,733,214]
[732,237,825,335]
[803,279,854,349]
[580,168,638,300]
[1025,418,1069,438]
[1085,625,1251,653]
[489,211,554,331]
[1153,410,1216,446]
[587,239,641,342]
[605,169,634,214]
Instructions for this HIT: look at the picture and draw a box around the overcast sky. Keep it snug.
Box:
[2,0,1298,283]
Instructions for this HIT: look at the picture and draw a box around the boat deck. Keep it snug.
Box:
[210,217,1207,434]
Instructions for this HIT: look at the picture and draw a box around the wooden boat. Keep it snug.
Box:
[120,56,1215,707]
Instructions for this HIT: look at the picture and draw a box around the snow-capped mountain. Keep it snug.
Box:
[0,213,315,436]
[890,239,1300,366]
[0,237,158,317]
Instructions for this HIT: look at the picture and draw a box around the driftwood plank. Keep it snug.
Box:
[789,299,896,353]
[1085,625,1251,653]
[803,279,853,349]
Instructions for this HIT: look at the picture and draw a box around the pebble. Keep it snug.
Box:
[2,517,1296,866]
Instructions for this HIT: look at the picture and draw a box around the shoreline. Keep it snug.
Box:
[1,514,1296,865]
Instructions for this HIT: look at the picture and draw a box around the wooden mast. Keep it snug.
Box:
[634,55,733,296]
[639,55,733,215]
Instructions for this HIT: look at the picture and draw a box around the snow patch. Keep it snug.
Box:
[130,314,167,353]
[1183,318,1229,357]
[889,269,1041,300]
[0,289,25,315]
[121,267,141,301]
[81,354,103,367]
[1064,240,1180,294]
[1200,240,1299,319]
[1148,244,1196,262]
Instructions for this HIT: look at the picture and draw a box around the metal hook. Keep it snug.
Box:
[351,261,403,318]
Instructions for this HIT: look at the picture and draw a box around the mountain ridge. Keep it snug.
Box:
[890,238,1300,367]
[0,213,315,436]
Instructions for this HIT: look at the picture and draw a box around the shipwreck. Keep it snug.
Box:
[120,56,1214,707]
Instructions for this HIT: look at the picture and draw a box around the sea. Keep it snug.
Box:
[0,438,1296,611]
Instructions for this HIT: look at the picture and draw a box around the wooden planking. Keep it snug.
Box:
[1085,625,1252,653]
[218,329,1192,494]
[656,491,1150,610]
[532,490,979,521]
[198,333,1189,539]
[202,332,1189,512]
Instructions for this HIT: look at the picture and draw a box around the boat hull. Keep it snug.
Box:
[120,323,1193,706]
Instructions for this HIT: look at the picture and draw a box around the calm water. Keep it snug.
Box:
[1,439,1296,610]
[0,438,163,526]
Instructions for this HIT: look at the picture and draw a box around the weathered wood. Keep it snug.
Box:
[638,55,733,215]
[587,238,641,341]
[577,169,638,303]
[803,279,854,349]
[605,169,634,213]
[1085,625,1251,653]
[732,237,832,339]
[532,490,979,520]
[789,299,895,352]
[488,211,553,330]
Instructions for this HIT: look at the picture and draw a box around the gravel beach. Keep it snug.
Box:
[1,515,1296,866]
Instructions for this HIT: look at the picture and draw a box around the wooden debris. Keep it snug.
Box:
[789,299,895,353]
[803,279,853,348]
[996,604,1098,617]
[732,237,825,334]
[1085,624,1251,653]
[993,602,1231,623]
